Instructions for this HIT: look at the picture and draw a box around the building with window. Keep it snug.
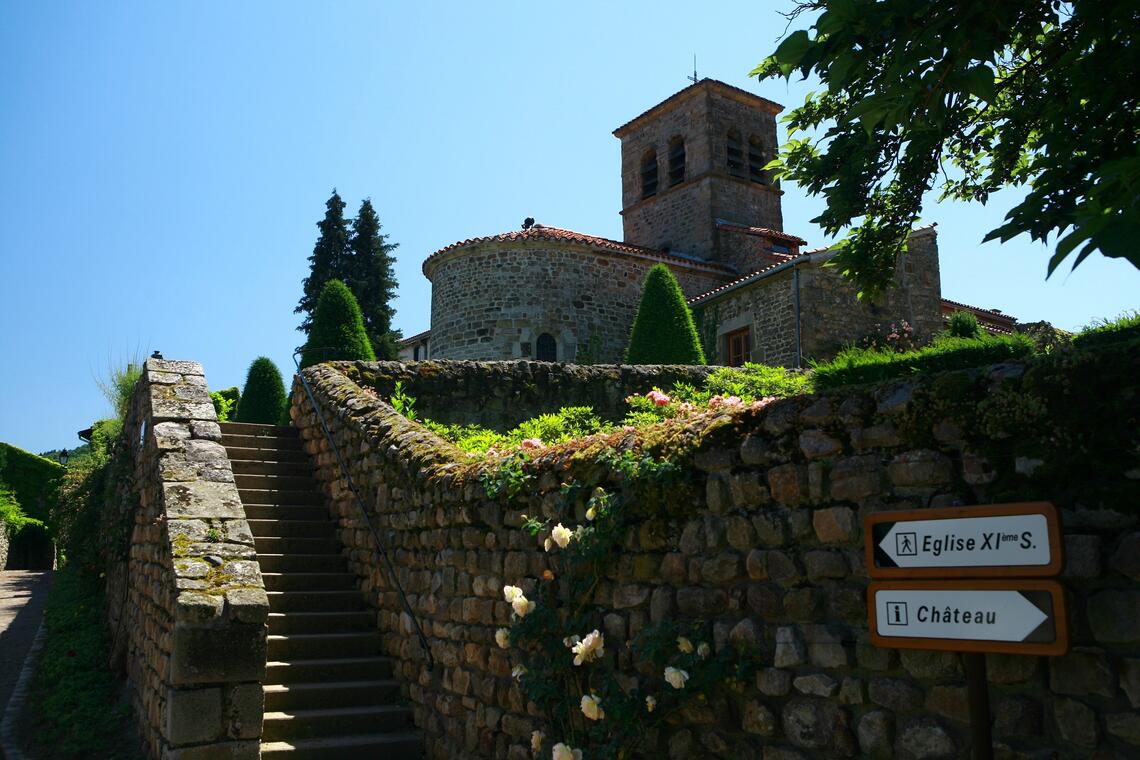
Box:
[412,79,1010,366]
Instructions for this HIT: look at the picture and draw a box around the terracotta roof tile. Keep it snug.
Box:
[941,298,1017,324]
[715,220,808,246]
[687,254,810,306]
[423,225,737,278]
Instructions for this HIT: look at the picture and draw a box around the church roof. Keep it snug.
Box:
[687,254,810,307]
[422,225,737,279]
[613,78,784,138]
[715,220,808,246]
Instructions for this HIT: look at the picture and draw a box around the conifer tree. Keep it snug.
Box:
[234,358,288,425]
[301,280,377,369]
[295,190,350,336]
[346,199,401,359]
[625,264,706,365]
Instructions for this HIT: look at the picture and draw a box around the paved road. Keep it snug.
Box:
[0,572,51,735]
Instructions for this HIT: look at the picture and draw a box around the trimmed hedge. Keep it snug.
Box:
[301,279,377,369]
[0,442,64,525]
[626,264,706,365]
[234,358,287,425]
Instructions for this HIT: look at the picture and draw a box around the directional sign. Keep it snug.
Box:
[868,580,1068,656]
[865,502,1062,579]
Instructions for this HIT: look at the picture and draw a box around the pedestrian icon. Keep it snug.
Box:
[886,601,908,626]
[896,532,917,556]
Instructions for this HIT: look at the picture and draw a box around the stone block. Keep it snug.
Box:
[924,685,969,723]
[170,624,267,685]
[857,710,894,758]
[223,683,263,740]
[985,653,1038,684]
[992,695,1042,738]
[1048,648,1115,697]
[803,550,847,581]
[1061,534,1101,578]
[900,650,961,679]
[812,507,857,543]
[768,464,806,506]
[794,673,838,697]
[1122,658,1140,708]
[803,624,848,667]
[851,424,903,450]
[894,717,957,759]
[1087,589,1140,642]
[781,697,851,753]
[1110,531,1140,581]
[752,512,788,547]
[773,626,806,668]
[161,741,260,760]
[1106,712,1140,746]
[166,687,222,745]
[829,455,882,500]
[742,700,778,736]
[1052,697,1099,747]
[887,450,952,487]
[706,475,731,513]
[724,516,754,551]
[757,667,791,696]
[163,481,246,519]
[729,472,768,509]
[868,677,923,712]
[701,552,741,584]
[799,430,842,460]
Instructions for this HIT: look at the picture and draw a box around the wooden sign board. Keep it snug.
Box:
[868,580,1068,656]
[865,502,1063,579]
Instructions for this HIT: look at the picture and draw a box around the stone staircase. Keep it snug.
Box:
[219,421,421,759]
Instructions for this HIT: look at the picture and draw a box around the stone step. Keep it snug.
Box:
[248,519,336,539]
[260,730,422,759]
[220,422,300,438]
[266,590,364,613]
[268,632,380,660]
[236,473,318,492]
[268,610,372,635]
[265,657,394,684]
[231,459,313,477]
[243,504,328,522]
[225,445,310,464]
[262,573,357,593]
[222,433,305,452]
[241,489,324,507]
[256,536,342,555]
[261,705,416,743]
[258,554,347,574]
[263,680,401,711]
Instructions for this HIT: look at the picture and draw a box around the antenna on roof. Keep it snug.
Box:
[688,55,698,84]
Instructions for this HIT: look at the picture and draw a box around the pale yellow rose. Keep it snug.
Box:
[664,666,689,689]
[580,693,604,721]
[676,636,694,654]
[495,628,510,649]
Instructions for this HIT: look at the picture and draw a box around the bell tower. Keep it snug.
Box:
[613,79,787,272]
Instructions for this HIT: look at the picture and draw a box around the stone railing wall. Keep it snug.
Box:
[107,358,268,759]
[292,348,1139,759]
[336,360,715,431]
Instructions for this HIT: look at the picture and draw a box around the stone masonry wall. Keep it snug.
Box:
[292,350,1140,759]
[798,229,943,360]
[695,269,798,368]
[107,358,268,760]
[335,360,714,432]
[426,241,727,363]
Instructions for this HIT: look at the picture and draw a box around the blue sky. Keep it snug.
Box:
[2,1,1136,456]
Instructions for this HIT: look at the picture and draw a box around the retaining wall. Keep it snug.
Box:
[292,349,1140,759]
[109,358,268,759]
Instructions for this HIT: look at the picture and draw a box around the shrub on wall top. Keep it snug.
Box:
[234,358,288,424]
[625,264,706,365]
[946,310,982,339]
[301,279,377,369]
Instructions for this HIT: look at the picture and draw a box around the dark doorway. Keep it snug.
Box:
[536,333,557,362]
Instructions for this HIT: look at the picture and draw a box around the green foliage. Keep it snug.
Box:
[234,358,288,425]
[296,192,402,358]
[390,380,418,421]
[96,362,142,421]
[755,0,1140,296]
[1072,310,1140,350]
[430,406,606,456]
[53,419,122,570]
[695,363,812,401]
[0,442,65,526]
[209,386,240,422]
[30,564,141,759]
[812,333,1035,389]
[300,280,378,369]
[0,484,43,535]
[625,264,706,365]
[947,311,982,339]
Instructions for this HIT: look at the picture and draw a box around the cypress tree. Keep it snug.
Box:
[301,280,377,369]
[234,358,288,424]
[295,190,350,336]
[346,199,401,359]
[625,264,706,365]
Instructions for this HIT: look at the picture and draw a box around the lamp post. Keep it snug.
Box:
[58,449,69,466]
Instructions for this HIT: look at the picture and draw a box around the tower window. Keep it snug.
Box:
[640,149,658,199]
[668,137,686,187]
[748,136,768,184]
[536,333,557,362]
[727,130,745,178]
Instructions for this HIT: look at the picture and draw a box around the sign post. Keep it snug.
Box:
[864,502,1067,760]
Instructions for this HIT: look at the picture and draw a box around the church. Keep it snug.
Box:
[400,79,1015,366]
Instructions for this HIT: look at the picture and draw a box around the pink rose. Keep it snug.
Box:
[520,438,545,451]
[646,390,671,406]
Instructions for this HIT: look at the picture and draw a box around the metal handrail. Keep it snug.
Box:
[292,348,434,668]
